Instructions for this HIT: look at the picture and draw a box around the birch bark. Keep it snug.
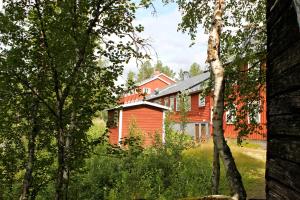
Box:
[207,0,247,199]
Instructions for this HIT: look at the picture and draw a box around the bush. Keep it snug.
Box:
[66,130,213,200]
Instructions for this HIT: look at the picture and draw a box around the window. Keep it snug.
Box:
[248,101,261,124]
[187,95,191,111]
[176,95,180,111]
[143,88,151,94]
[164,97,169,107]
[226,107,236,124]
[170,96,174,110]
[107,110,119,128]
[199,94,205,107]
[176,94,191,111]
[154,99,160,104]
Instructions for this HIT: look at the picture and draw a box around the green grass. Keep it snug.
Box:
[69,125,266,200]
[183,142,266,199]
[87,117,107,139]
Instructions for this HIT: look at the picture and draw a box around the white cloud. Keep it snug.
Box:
[120,5,208,83]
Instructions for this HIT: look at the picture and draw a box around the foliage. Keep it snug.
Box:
[136,60,175,82]
[154,60,176,78]
[137,60,154,82]
[189,62,203,77]
[0,0,149,198]
[165,0,266,143]
[178,62,202,80]
[177,91,191,133]
[57,136,265,200]
[126,70,136,88]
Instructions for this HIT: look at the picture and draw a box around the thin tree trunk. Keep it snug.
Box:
[211,142,220,194]
[19,128,37,200]
[62,111,75,199]
[55,110,74,200]
[20,103,39,200]
[207,0,246,199]
[63,132,71,200]
[55,127,68,200]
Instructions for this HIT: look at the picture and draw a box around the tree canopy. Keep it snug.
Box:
[189,62,203,77]
[136,60,175,82]
[164,0,266,198]
[0,0,148,199]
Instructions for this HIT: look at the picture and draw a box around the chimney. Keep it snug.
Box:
[182,71,190,80]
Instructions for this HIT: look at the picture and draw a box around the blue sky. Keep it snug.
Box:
[120,1,208,82]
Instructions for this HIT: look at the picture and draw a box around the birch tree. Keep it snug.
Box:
[164,0,266,199]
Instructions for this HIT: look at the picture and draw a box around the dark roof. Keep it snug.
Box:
[146,71,210,100]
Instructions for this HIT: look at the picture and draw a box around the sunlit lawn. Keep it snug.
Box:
[183,141,266,199]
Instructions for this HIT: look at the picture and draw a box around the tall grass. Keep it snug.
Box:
[32,118,266,199]
[65,129,265,200]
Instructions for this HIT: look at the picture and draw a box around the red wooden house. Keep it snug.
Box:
[146,71,267,141]
[120,71,176,104]
[108,72,175,145]
[108,101,170,146]
[108,70,267,146]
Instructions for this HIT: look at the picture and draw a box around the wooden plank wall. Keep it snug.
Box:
[266,0,300,199]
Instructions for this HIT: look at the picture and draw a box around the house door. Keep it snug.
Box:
[200,123,207,142]
[195,123,208,143]
[195,124,200,142]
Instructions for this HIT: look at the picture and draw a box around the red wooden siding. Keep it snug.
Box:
[223,87,267,140]
[121,78,170,104]
[150,89,266,141]
[169,94,211,123]
[108,110,119,145]
[158,74,176,84]
[141,78,169,91]
[122,106,164,146]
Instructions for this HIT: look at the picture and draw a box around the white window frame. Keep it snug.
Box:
[248,101,261,124]
[226,107,236,124]
[143,88,151,94]
[176,95,180,111]
[170,96,174,110]
[164,97,169,107]
[187,95,191,111]
[198,94,206,107]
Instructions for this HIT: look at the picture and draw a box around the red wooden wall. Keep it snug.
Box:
[121,78,170,104]
[122,106,164,146]
[168,94,211,123]
[223,87,267,140]
[108,110,119,145]
[108,106,165,146]
[150,90,266,141]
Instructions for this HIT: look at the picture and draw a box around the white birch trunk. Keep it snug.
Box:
[207,0,247,199]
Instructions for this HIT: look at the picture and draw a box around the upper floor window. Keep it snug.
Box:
[176,94,191,112]
[164,97,169,107]
[248,101,261,124]
[143,88,151,94]
[176,95,180,111]
[226,107,236,124]
[154,99,160,104]
[186,95,191,111]
[170,96,175,111]
[199,94,206,107]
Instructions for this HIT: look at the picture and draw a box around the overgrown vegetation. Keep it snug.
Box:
[66,122,264,200]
